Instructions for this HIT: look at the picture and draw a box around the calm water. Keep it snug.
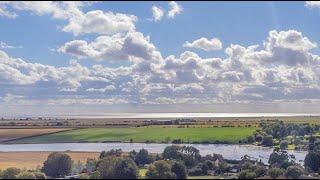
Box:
[0,143,307,165]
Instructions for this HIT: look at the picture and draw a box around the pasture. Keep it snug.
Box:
[9,127,257,144]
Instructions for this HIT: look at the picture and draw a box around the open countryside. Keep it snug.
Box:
[8,127,257,144]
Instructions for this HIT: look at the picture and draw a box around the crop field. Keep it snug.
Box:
[0,128,71,142]
[0,151,99,169]
[9,127,257,144]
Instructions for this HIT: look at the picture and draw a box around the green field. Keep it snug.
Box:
[10,127,257,144]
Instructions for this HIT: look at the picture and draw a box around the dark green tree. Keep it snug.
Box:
[96,156,138,179]
[171,161,187,179]
[146,160,176,179]
[43,152,72,178]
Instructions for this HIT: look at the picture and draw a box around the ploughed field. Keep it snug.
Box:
[8,127,257,144]
[0,151,99,169]
[0,128,71,142]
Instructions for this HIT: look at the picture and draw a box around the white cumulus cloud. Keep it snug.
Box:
[183,37,223,51]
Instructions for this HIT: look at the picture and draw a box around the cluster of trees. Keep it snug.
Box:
[244,120,320,148]
[238,148,305,179]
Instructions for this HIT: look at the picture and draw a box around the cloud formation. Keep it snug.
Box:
[1,29,320,107]
[58,32,162,62]
[183,37,223,51]
[151,5,164,22]
[167,1,182,18]
[305,1,320,8]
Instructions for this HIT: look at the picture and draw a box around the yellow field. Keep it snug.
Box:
[0,151,99,169]
[0,128,71,142]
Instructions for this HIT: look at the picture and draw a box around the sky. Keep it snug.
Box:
[0,1,320,116]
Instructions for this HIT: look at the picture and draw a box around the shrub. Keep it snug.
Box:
[262,135,273,146]
[280,140,289,150]
[238,169,256,179]
[2,167,21,179]
[268,168,284,179]
[16,171,36,179]
[285,165,304,179]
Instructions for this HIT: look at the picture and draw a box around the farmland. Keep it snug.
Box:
[0,151,99,169]
[0,128,71,142]
[8,127,257,144]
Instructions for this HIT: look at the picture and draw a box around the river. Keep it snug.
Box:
[0,143,307,165]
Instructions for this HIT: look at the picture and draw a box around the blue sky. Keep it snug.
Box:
[0,1,320,116]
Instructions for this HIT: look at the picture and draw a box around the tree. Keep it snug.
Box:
[135,149,151,166]
[2,167,21,179]
[163,146,181,160]
[238,169,256,179]
[171,161,187,179]
[99,149,122,159]
[285,165,304,179]
[268,149,294,168]
[16,172,36,179]
[262,135,273,146]
[96,156,138,179]
[85,158,97,173]
[304,151,320,172]
[268,168,284,179]
[43,152,72,178]
[146,160,176,179]
[205,160,214,170]
[280,140,288,150]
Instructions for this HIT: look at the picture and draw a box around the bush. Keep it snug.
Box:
[254,166,267,177]
[2,167,21,179]
[255,134,263,142]
[78,173,89,179]
[285,165,304,179]
[33,172,46,179]
[43,152,72,178]
[16,171,36,179]
[262,135,273,146]
[268,168,284,179]
[280,140,289,150]
[238,169,256,179]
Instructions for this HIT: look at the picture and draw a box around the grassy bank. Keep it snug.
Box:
[9,127,257,144]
